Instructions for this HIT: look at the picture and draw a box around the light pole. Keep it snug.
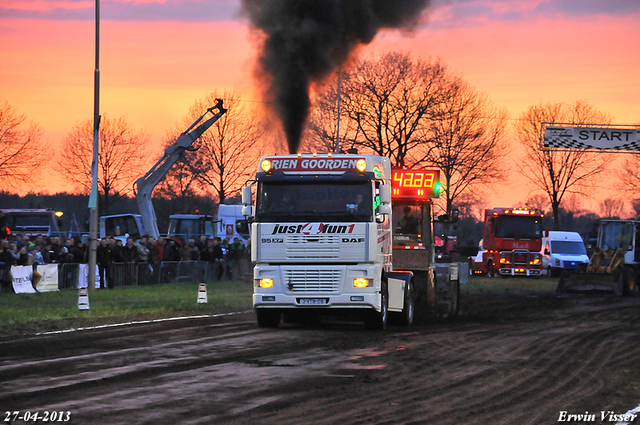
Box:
[87,0,100,290]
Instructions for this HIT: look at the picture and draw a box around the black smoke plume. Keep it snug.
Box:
[241,0,431,153]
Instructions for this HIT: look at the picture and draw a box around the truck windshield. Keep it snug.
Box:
[495,216,541,239]
[600,221,634,250]
[550,241,587,255]
[255,181,373,222]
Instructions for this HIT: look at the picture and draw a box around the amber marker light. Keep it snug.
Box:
[260,160,272,173]
[356,159,367,173]
[259,278,274,288]
[353,278,371,288]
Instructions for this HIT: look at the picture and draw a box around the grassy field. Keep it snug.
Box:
[0,275,560,337]
[0,281,254,337]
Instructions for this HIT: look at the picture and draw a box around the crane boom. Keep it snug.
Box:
[135,99,227,239]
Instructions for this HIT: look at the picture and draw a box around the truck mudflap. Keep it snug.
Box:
[433,263,461,320]
[385,271,414,326]
[557,266,624,296]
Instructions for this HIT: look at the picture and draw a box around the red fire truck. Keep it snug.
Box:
[471,207,544,277]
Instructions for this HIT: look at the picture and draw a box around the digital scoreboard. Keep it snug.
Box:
[391,169,441,200]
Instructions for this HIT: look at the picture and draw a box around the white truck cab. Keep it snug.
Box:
[542,231,589,277]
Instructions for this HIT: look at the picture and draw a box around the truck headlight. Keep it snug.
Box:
[353,278,372,288]
[257,278,274,288]
[260,159,272,173]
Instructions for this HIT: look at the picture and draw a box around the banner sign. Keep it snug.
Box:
[263,157,364,172]
[543,125,640,151]
[36,264,59,292]
[79,264,100,289]
[12,265,35,293]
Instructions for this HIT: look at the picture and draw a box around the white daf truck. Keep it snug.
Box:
[241,153,460,329]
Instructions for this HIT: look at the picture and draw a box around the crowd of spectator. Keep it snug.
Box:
[0,231,249,292]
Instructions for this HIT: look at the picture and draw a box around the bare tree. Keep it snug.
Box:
[617,138,640,200]
[337,52,449,166]
[525,194,550,214]
[162,91,264,204]
[0,101,48,189]
[600,197,625,218]
[57,116,151,215]
[516,100,612,230]
[414,77,509,219]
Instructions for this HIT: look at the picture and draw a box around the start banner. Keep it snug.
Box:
[543,125,640,152]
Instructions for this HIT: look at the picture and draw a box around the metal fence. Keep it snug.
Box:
[56,260,250,290]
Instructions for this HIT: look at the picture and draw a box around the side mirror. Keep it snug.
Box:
[544,249,550,255]
[378,204,391,216]
[379,184,391,204]
[241,186,252,205]
[242,206,254,217]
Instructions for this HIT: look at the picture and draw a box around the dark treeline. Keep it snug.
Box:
[1,192,606,259]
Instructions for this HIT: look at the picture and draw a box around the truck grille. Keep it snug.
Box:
[512,251,529,265]
[562,261,581,269]
[286,235,341,259]
[283,269,342,293]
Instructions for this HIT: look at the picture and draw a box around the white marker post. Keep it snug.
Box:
[197,284,208,304]
[78,287,90,310]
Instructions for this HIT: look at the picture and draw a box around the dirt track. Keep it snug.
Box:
[2,288,640,425]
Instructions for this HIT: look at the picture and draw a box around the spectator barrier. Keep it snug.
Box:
[5,261,240,292]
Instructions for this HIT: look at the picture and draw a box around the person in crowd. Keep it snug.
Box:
[31,244,44,265]
[14,233,25,250]
[196,235,208,253]
[70,240,88,263]
[42,241,52,264]
[180,239,200,261]
[164,239,180,262]
[154,236,164,262]
[50,237,63,261]
[200,238,224,280]
[188,239,200,261]
[146,236,157,263]
[122,237,138,263]
[96,238,112,289]
[2,242,19,292]
[136,235,150,263]
[227,237,246,281]
[111,238,125,263]
[58,246,74,263]
[17,245,29,266]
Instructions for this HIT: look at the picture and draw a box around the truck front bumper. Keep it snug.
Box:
[499,268,542,276]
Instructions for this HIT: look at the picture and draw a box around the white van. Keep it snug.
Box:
[542,231,589,277]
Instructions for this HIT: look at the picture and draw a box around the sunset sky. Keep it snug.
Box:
[1,0,639,213]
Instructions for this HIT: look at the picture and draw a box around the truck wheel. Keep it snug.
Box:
[623,267,638,296]
[398,279,414,327]
[614,272,625,297]
[256,309,281,328]
[365,282,388,330]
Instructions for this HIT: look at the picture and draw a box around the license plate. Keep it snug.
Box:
[299,298,328,305]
